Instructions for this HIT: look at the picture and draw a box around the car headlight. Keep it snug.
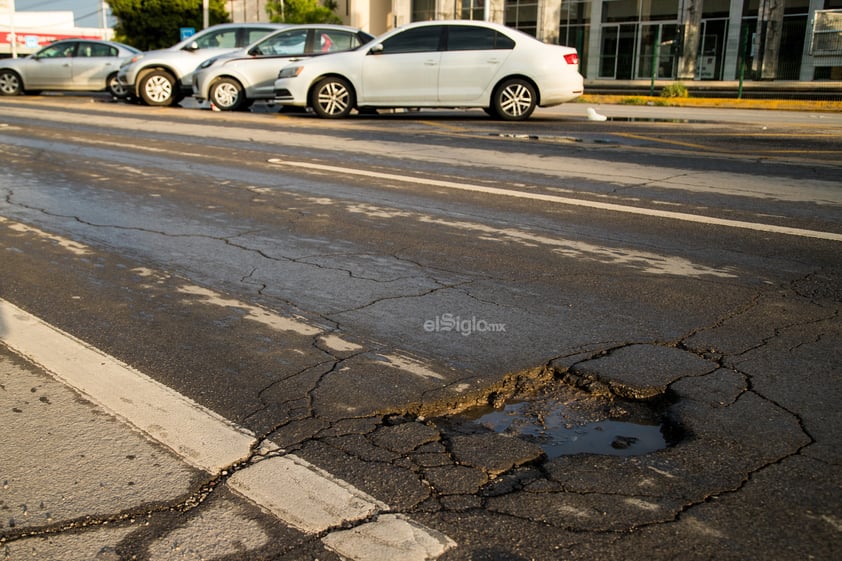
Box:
[278,66,304,79]
[121,54,143,68]
[198,56,220,70]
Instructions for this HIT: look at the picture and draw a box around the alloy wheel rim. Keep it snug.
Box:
[500,84,533,117]
[0,73,18,94]
[317,83,349,115]
[109,77,128,97]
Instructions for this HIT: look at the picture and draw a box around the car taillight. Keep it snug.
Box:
[564,53,579,65]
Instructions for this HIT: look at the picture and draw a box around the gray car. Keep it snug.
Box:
[117,23,284,107]
[0,39,140,97]
[192,24,373,111]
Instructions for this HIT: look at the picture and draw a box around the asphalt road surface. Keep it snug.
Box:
[1,94,841,560]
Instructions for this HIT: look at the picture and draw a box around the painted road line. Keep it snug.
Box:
[0,298,255,473]
[0,299,456,560]
[267,159,842,243]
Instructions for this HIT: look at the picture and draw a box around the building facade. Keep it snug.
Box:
[0,11,112,57]
[314,0,842,83]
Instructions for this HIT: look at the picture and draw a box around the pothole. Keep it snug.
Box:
[434,378,681,458]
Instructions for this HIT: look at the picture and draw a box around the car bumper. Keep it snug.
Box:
[538,73,585,107]
[116,65,137,89]
[273,79,308,107]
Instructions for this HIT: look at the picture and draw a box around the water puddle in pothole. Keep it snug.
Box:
[440,384,679,458]
[461,400,668,457]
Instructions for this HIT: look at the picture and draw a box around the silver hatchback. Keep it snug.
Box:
[117,23,284,107]
[192,24,373,111]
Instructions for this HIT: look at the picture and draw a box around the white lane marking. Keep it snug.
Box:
[177,284,322,336]
[267,159,842,242]
[324,514,458,561]
[0,216,93,255]
[0,298,254,472]
[417,215,736,278]
[0,299,456,560]
[228,455,387,533]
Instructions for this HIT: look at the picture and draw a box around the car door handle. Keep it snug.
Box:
[424,60,438,66]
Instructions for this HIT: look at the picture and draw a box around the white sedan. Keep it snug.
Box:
[273,20,584,121]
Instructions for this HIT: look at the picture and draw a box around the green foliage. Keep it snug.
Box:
[109,0,231,50]
[660,82,689,98]
[266,0,342,24]
[618,96,668,106]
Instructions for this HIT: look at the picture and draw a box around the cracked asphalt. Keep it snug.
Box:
[1,96,841,560]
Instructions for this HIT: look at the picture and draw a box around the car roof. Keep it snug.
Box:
[171,22,288,49]
[44,38,139,52]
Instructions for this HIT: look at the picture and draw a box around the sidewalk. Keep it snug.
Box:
[0,345,300,561]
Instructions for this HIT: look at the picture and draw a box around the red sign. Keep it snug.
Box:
[1,30,104,47]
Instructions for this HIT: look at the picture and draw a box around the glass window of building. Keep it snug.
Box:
[505,0,540,36]
[559,0,590,71]
[461,0,486,20]
[603,0,639,23]
[412,0,437,21]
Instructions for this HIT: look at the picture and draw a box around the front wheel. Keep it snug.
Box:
[209,77,248,111]
[310,76,354,118]
[139,69,177,106]
[107,72,129,98]
[492,78,537,121]
[0,69,22,96]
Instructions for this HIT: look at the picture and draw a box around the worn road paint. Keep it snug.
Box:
[0,298,456,560]
[267,159,842,242]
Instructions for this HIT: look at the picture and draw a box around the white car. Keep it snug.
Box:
[193,24,373,111]
[117,23,284,106]
[0,39,140,98]
[273,20,584,120]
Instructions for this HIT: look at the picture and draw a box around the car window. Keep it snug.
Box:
[194,29,238,49]
[38,42,76,58]
[258,29,309,56]
[380,26,443,54]
[241,28,280,47]
[78,42,116,57]
[313,30,367,53]
[446,26,515,51]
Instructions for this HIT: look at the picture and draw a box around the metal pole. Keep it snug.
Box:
[738,24,749,99]
[203,0,209,29]
[8,0,17,58]
[101,0,108,39]
[650,25,661,97]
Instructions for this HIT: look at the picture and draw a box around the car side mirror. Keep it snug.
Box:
[368,44,384,55]
[185,41,199,52]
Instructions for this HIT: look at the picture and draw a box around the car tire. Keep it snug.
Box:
[492,78,537,121]
[107,72,129,98]
[139,69,177,106]
[0,69,22,96]
[209,77,247,111]
[310,76,354,118]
